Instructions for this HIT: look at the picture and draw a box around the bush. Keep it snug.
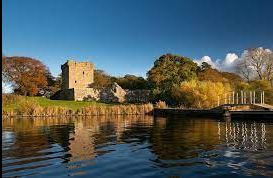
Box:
[155,100,167,108]
[173,80,232,109]
[17,99,40,115]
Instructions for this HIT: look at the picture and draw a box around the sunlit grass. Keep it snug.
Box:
[2,94,153,117]
[2,94,109,111]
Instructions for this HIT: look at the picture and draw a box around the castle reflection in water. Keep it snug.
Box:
[2,115,154,163]
[2,116,273,177]
[2,116,273,162]
[2,116,273,163]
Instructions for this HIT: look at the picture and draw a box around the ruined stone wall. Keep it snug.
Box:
[73,83,150,103]
[61,64,69,89]
[51,89,75,100]
[99,83,126,103]
[61,60,94,89]
[74,88,100,101]
[125,90,150,103]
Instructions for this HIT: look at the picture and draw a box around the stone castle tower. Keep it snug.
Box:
[61,60,94,89]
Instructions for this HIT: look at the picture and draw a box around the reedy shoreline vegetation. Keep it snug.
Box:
[2,94,154,117]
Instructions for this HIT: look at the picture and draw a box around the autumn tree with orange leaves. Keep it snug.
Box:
[2,56,48,96]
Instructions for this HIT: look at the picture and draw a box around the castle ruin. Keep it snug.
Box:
[51,59,149,103]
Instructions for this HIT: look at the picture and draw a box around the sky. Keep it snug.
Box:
[3,0,273,78]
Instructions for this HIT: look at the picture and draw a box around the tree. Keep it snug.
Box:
[197,67,224,82]
[221,72,244,89]
[2,56,48,96]
[265,52,273,84]
[92,69,112,88]
[147,54,198,105]
[39,73,62,97]
[237,48,273,82]
[115,75,150,90]
[236,59,252,82]
[147,54,198,89]
[200,62,212,71]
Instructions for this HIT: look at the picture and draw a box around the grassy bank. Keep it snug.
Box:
[2,94,109,111]
[2,94,154,117]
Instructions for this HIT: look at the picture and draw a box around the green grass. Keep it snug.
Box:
[2,95,110,111]
[2,94,154,116]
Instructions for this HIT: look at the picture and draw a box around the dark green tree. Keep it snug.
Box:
[116,75,150,90]
[147,54,198,105]
[147,54,198,89]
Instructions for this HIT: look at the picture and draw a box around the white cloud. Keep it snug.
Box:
[193,56,217,68]
[194,53,240,72]
[221,53,240,71]
[193,47,273,79]
[265,48,272,53]
[223,53,239,66]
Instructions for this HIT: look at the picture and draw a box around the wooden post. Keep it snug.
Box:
[241,90,243,104]
[236,92,239,104]
[242,91,244,104]
[263,91,265,104]
[253,90,256,104]
[232,91,235,104]
[244,91,246,104]
[224,93,227,104]
[245,92,247,104]
[218,96,220,106]
[228,94,231,104]
[250,91,252,104]
[261,92,263,105]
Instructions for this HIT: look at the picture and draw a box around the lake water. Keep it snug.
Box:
[2,116,273,178]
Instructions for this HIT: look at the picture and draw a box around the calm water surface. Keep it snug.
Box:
[2,116,273,177]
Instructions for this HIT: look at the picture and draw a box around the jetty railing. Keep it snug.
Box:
[217,90,265,106]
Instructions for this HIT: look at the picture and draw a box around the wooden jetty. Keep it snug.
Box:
[153,104,273,119]
[154,90,273,120]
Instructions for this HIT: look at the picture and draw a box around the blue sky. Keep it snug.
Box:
[3,0,273,77]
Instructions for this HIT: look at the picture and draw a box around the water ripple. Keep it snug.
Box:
[2,116,273,177]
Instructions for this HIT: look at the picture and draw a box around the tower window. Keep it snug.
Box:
[83,71,85,75]
[75,80,77,83]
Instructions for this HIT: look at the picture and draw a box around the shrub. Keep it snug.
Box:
[173,80,232,109]
[17,99,40,115]
[155,100,167,108]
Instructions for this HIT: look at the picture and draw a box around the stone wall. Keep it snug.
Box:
[74,88,100,101]
[125,90,150,103]
[51,89,75,100]
[52,82,150,103]
[99,83,126,103]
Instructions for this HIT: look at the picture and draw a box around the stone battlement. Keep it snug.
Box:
[62,60,94,68]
